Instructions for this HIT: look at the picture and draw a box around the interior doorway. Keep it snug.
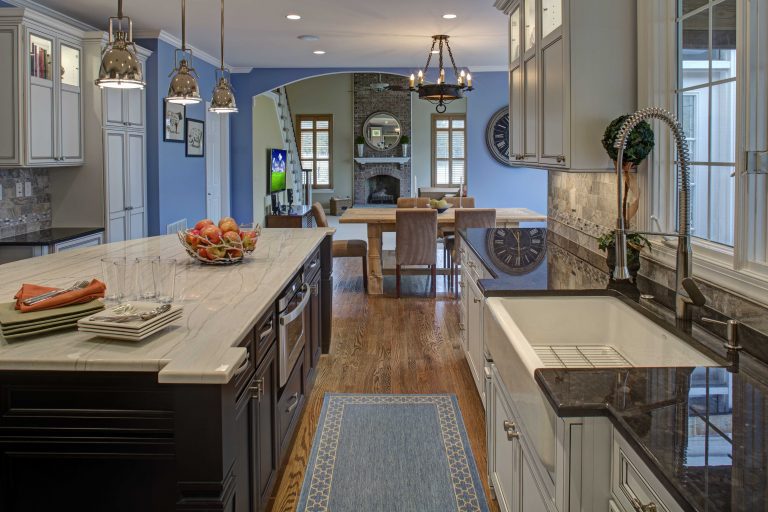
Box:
[205,104,231,220]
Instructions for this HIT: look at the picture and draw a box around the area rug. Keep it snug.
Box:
[297,394,490,512]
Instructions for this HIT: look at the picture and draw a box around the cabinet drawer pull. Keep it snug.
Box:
[259,319,274,341]
[503,420,520,440]
[459,322,465,331]
[308,258,319,269]
[249,377,264,400]
[556,155,566,163]
[473,297,481,304]
[285,393,300,413]
[233,351,251,376]
[630,498,657,512]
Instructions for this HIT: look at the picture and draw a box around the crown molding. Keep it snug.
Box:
[466,65,508,73]
[134,29,228,70]
[1,0,96,31]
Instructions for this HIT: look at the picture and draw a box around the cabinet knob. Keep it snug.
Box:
[556,155,566,163]
[503,420,520,440]
[473,297,482,304]
[630,498,657,512]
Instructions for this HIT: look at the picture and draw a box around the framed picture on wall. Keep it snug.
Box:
[185,118,205,157]
[164,102,186,142]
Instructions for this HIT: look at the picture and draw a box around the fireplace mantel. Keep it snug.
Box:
[354,157,410,167]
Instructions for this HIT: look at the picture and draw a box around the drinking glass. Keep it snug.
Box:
[101,257,129,305]
[135,256,160,300]
[155,259,177,304]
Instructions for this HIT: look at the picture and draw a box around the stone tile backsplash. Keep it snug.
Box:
[0,168,52,238]
[548,169,768,339]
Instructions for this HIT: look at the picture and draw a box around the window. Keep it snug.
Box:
[432,114,467,187]
[677,0,737,246]
[297,115,333,189]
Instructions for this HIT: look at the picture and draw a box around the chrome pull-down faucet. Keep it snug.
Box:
[612,107,703,321]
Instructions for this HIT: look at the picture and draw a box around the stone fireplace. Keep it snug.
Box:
[353,73,412,205]
[366,175,400,205]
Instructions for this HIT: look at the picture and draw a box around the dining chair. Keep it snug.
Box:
[311,203,368,291]
[449,209,496,289]
[396,197,430,208]
[395,209,438,298]
[444,196,476,208]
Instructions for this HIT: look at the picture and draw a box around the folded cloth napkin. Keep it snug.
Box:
[14,279,106,313]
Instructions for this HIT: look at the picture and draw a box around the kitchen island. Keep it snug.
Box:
[0,228,334,512]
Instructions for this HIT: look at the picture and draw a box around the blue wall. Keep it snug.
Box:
[137,38,220,235]
[465,72,548,216]
[230,68,548,222]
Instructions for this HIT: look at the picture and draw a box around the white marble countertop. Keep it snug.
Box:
[0,228,333,384]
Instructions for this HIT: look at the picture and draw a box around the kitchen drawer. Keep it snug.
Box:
[277,354,304,456]
[233,331,256,400]
[304,248,321,280]
[612,431,681,512]
[254,305,276,368]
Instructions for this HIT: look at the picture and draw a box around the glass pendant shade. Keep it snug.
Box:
[95,1,144,89]
[165,0,201,105]
[209,74,238,113]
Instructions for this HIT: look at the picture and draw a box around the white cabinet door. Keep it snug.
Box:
[28,78,55,162]
[459,267,469,352]
[491,370,522,512]
[509,5,524,162]
[103,87,124,126]
[125,132,146,240]
[521,452,551,512]
[124,88,144,128]
[466,277,485,401]
[58,41,82,163]
[105,130,126,243]
[522,54,538,163]
[539,37,565,167]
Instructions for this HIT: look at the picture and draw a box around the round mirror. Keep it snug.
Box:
[363,112,402,151]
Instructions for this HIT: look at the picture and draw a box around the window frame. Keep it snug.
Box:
[296,114,333,190]
[431,113,467,187]
[638,0,768,304]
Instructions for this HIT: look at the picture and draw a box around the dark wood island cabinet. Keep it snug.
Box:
[0,229,333,511]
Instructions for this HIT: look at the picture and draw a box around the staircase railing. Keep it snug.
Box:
[275,87,307,205]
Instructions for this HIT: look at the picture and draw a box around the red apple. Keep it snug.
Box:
[241,231,258,251]
[206,246,227,260]
[222,231,241,245]
[200,225,222,244]
[197,247,209,260]
[227,248,243,258]
[185,229,201,249]
[218,217,238,233]
[194,218,214,231]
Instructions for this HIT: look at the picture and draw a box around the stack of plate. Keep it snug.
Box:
[78,302,183,341]
[0,301,105,340]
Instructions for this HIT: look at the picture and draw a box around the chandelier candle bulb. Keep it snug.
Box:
[418,70,424,84]
[409,73,415,88]
[467,73,472,88]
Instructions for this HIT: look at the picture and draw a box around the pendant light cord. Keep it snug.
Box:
[220,0,225,70]
[181,0,186,51]
[117,0,123,19]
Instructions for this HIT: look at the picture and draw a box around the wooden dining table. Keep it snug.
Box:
[339,207,547,294]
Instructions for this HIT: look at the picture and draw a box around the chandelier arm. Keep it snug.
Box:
[445,40,460,79]
[422,38,437,77]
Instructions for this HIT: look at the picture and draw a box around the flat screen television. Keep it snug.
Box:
[269,149,287,193]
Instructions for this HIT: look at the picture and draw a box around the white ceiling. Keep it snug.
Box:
[28,0,508,70]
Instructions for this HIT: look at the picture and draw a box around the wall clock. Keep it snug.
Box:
[485,106,511,166]
[485,228,546,275]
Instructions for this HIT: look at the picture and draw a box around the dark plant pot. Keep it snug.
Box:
[606,245,642,281]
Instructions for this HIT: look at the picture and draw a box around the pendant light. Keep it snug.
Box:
[166,0,201,105]
[209,0,237,113]
[409,35,474,113]
[95,0,145,89]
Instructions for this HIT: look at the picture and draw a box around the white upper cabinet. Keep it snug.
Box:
[501,0,636,171]
[0,8,84,167]
[103,86,145,130]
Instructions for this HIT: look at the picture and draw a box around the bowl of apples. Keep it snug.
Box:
[178,217,261,265]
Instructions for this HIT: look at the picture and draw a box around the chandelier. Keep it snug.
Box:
[409,35,473,113]
[95,0,144,89]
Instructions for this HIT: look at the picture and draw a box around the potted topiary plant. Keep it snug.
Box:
[599,114,655,280]
[355,135,365,158]
[400,135,410,157]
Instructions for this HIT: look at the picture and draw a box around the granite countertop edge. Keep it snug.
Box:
[0,227,105,246]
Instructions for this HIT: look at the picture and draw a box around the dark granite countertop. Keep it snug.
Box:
[0,227,103,247]
[460,227,768,512]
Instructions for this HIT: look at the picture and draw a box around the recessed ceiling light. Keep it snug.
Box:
[313,50,326,55]
[298,35,320,41]
[286,14,301,20]
[442,13,457,19]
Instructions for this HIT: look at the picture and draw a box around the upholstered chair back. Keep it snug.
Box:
[395,209,438,266]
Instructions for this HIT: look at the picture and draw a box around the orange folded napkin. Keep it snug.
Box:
[14,279,106,313]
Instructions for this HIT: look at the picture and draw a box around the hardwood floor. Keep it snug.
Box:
[268,256,500,512]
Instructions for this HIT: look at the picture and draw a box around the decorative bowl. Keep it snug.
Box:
[177,226,261,265]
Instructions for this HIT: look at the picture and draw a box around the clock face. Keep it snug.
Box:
[486,228,546,275]
[486,107,511,166]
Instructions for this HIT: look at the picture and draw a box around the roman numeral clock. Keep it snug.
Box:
[485,106,511,165]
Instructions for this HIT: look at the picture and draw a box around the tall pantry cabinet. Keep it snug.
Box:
[51,31,150,242]
[0,8,84,167]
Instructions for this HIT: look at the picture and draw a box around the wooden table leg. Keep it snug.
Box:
[367,224,384,294]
